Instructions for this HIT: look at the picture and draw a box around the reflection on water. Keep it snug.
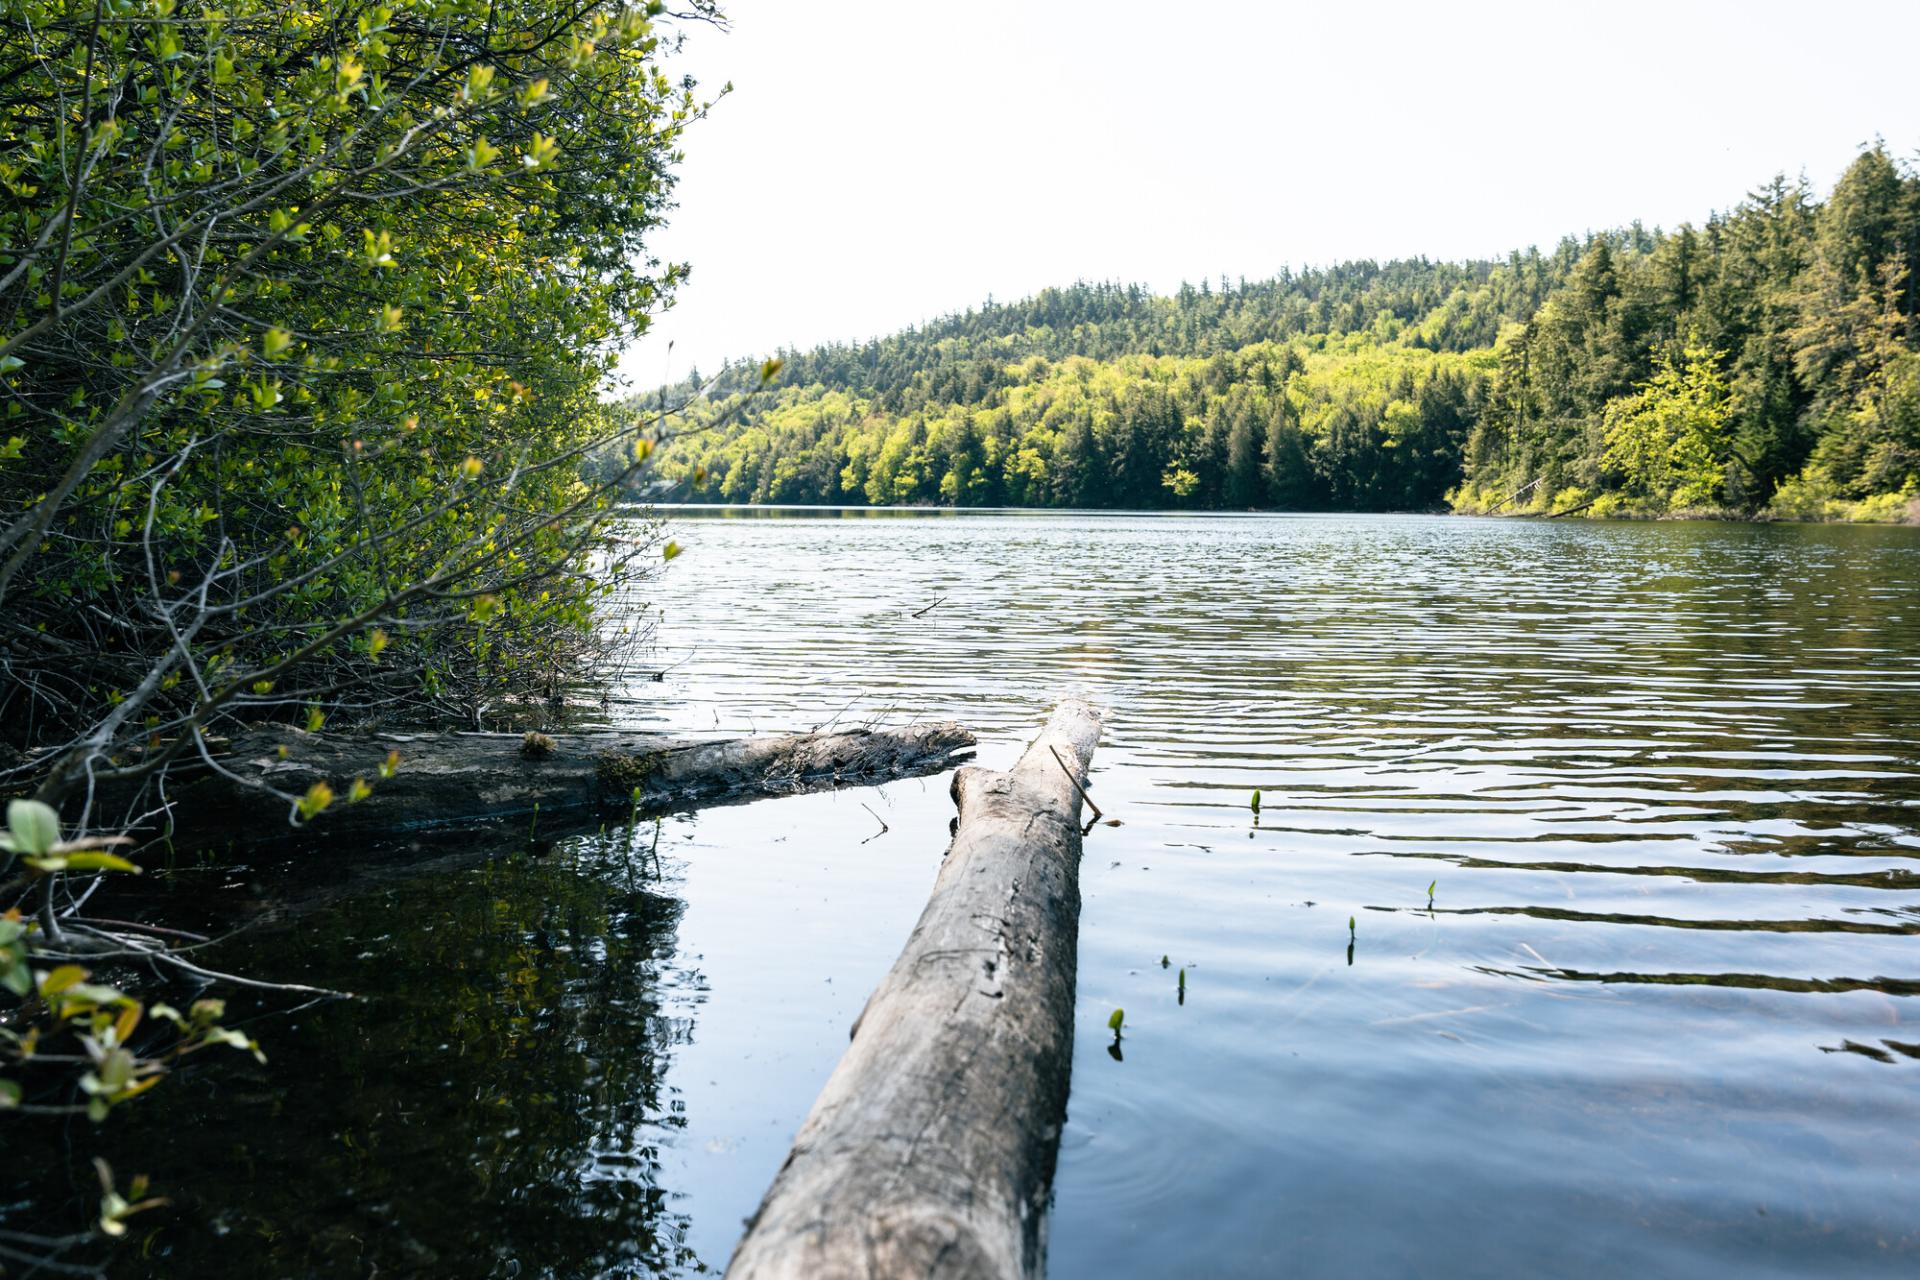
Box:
[23,836,703,1276]
[7,511,1918,1277]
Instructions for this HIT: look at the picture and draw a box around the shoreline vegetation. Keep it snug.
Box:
[632,146,1920,528]
[0,1,740,1269]
[637,497,1920,525]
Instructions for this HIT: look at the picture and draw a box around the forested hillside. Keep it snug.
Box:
[637,146,1920,519]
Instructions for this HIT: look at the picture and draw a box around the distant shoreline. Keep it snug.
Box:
[627,501,1920,527]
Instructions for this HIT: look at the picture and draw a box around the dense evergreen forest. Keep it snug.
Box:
[635,146,1920,520]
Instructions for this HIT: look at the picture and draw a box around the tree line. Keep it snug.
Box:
[636,145,1920,521]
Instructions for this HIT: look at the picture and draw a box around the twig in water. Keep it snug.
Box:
[859,801,890,844]
[73,916,211,943]
[813,688,866,734]
[911,596,947,618]
[70,926,352,998]
[1547,495,1600,518]
[1048,745,1103,825]
[1488,474,1544,513]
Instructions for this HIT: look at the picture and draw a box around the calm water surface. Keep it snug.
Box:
[25,511,1920,1277]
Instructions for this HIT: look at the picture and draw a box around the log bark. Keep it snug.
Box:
[727,699,1103,1280]
[125,720,976,847]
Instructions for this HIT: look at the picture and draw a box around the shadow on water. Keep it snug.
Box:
[7,832,708,1279]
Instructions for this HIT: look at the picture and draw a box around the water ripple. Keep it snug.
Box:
[627,509,1920,1277]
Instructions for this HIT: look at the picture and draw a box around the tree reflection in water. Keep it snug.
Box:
[8,832,705,1279]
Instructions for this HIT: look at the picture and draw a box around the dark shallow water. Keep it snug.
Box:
[14,511,1920,1277]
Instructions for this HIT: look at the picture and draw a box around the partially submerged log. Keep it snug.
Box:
[130,720,977,847]
[727,699,1103,1280]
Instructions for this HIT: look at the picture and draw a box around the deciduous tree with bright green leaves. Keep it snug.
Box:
[2,4,720,1262]
[1599,340,1736,511]
[1,0,721,822]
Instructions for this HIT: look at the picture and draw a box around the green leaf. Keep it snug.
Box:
[520,132,560,170]
[297,781,335,820]
[0,1078,20,1109]
[7,799,60,856]
[40,964,89,995]
[202,1027,267,1063]
[54,851,142,874]
[1107,1007,1124,1032]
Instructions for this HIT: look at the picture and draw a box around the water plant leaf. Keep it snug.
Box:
[1107,1007,1124,1032]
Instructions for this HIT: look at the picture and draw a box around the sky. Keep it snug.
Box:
[616,0,1920,387]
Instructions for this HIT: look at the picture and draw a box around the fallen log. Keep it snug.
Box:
[727,698,1103,1280]
[115,720,977,847]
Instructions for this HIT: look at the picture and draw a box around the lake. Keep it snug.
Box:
[20,510,1920,1277]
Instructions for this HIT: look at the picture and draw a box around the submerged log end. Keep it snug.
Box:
[628,719,977,809]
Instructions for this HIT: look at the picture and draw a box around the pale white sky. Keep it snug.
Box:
[617,0,1920,385]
